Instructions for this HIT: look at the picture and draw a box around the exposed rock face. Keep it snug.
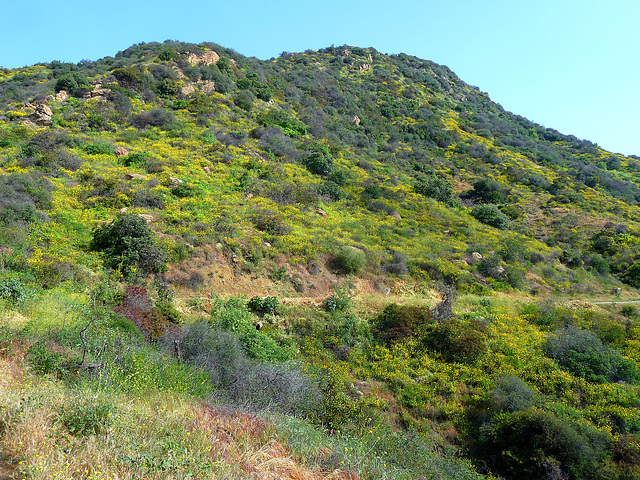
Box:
[200,81,216,94]
[90,88,111,97]
[55,90,70,101]
[187,51,220,65]
[359,63,371,73]
[114,146,129,157]
[353,115,361,125]
[471,252,483,263]
[30,104,53,126]
[180,84,196,97]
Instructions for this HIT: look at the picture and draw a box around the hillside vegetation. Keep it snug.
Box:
[1,41,640,479]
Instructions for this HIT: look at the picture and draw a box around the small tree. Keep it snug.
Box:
[471,204,510,230]
[90,214,168,281]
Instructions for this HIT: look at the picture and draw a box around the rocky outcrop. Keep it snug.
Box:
[200,81,216,94]
[29,104,53,126]
[187,51,220,65]
[114,146,129,158]
[55,90,70,101]
[180,84,196,97]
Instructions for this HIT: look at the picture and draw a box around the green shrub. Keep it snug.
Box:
[118,152,148,167]
[234,89,256,111]
[0,275,34,305]
[544,325,640,383]
[481,409,610,480]
[27,340,67,377]
[471,204,510,230]
[414,174,459,206]
[210,297,292,361]
[89,213,168,280]
[247,295,279,315]
[55,72,90,94]
[490,375,537,412]
[623,262,640,288]
[257,109,307,137]
[59,399,114,436]
[373,303,432,344]
[304,144,334,176]
[251,212,291,236]
[331,246,366,275]
[470,178,506,203]
[82,142,114,156]
[422,318,488,364]
[170,183,200,198]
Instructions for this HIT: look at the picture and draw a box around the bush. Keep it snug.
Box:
[490,375,537,412]
[234,89,256,111]
[414,174,459,206]
[55,72,90,95]
[82,142,114,156]
[374,303,433,344]
[247,295,279,315]
[470,178,506,203]
[59,399,114,437]
[0,275,34,305]
[251,212,291,236]
[482,409,610,480]
[422,318,488,363]
[170,183,200,198]
[544,325,640,383]
[0,172,53,225]
[180,322,319,415]
[331,246,366,275]
[304,144,334,176]
[210,297,293,361]
[257,109,307,137]
[471,204,510,230]
[623,262,640,288]
[118,151,149,167]
[131,108,175,129]
[89,213,168,280]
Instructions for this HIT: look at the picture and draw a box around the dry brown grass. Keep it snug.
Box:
[0,337,357,480]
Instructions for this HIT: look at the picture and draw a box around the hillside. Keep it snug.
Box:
[1,41,640,479]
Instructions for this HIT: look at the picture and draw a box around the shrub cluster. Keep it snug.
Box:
[374,304,432,344]
[90,213,168,280]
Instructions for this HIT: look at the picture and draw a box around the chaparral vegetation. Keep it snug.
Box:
[1,40,640,479]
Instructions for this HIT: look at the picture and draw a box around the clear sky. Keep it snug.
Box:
[1,0,638,156]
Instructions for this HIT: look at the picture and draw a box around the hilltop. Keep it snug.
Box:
[1,41,640,479]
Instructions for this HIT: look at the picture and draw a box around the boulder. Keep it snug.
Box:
[55,90,70,101]
[389,210,402,219]
[187,50,220,65]
[316,208,328,218]
[169,177,183,185]
[200,81,216,94]
[90,88,111,97]
[114,146,129,158]
[180,84,196,97]
[30,104,53,126]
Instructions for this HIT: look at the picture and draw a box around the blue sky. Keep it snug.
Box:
[2,0,638,156]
